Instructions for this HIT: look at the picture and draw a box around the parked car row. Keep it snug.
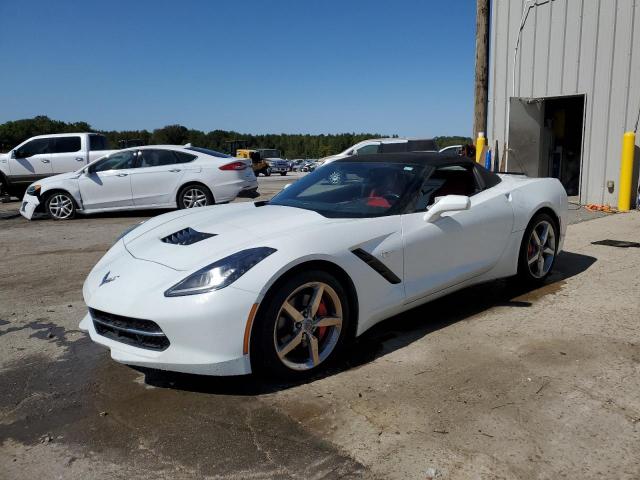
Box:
[19,145,258,220]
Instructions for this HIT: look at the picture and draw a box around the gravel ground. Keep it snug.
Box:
[0,175,639,479]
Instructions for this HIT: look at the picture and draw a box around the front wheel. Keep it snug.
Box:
[280,171,287,176]
[264,168,272,177]
[251,270,351,379]
[45,192,76,220]
[177,185,213,209]
[517,213,559,284]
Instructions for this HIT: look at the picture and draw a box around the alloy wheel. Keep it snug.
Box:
[182,188,209,208]
[526,220,556,278]
[273,282,343,371]
[48,194,74,219]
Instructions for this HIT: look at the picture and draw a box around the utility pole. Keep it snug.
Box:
[473,0,490,139]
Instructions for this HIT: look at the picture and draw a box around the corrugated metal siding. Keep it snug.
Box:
[487,0,640,204]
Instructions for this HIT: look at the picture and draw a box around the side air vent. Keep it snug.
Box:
[351,248,401,284]
[161,227,216,246]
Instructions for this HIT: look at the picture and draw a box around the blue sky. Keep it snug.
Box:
[0,0,475,137]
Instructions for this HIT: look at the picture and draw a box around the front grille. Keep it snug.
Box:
[90,308,170,351]
[161,227,216,246]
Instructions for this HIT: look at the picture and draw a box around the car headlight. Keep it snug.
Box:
[164,247,276,297]
[115,221,146,244]
[26,184,41,196]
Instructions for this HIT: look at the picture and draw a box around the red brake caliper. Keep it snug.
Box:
[528,239,535,260]
[316,298,328,340]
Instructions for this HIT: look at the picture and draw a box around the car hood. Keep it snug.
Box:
[123,202,332,271]
[35,170,82,187]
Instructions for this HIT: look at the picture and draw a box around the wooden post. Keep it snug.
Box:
[473,0,490,139]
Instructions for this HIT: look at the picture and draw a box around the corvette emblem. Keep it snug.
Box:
[100,271,119,287]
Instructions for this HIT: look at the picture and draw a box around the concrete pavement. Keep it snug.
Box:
[0,187,638,479]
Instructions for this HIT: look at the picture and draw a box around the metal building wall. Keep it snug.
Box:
[487,0,640,205]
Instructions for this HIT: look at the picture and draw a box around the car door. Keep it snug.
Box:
[401,163,514,303]
[9,137,54,182]
[130,149,186,207]
[49,135,84,174]
[77,151,137,210]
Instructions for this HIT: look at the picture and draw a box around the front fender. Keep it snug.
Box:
[39,180,83,209]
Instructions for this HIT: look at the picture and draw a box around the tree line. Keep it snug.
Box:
[0,116,471,158]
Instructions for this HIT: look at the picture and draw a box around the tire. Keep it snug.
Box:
[280,171,287,176]
[251,269,351,380]
[177,184,213,209]
[264,168,271,177]
[0,173,7,197]
[45,192,76,220]
[517,213,559,284]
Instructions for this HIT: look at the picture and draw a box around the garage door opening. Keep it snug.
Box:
[507,94,585,197]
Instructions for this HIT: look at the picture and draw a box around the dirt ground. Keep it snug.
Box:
[0,178,639,479]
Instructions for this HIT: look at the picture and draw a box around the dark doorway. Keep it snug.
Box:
[541,96,584,196]
[508,94,585,198]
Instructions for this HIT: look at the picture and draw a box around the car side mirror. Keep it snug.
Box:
[423,195,470,223]
[13,149,25,159]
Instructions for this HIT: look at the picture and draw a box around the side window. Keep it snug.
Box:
[92,151,137,172]
[139,149,177,168]
[174,151,197,163]
[19,138,54,156]
[89,135,109,151]
[413,164,480,211]
[52,136,81,153]
[355,144,380,155]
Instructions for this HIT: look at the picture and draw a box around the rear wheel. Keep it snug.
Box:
[517,213,558,284]
[251,270,350,379]
[45,192,76,220]
[178,185,213,209]
[280,171,287,176]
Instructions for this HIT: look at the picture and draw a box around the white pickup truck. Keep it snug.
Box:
[0,133,116,196]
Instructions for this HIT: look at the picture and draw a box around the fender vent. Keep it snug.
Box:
[161,227,216,246]
[351,248,401,284]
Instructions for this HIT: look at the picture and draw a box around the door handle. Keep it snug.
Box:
[75,157,84,162]
[116,173,128,177]
[41,159,50,163]
[169,169,181,173]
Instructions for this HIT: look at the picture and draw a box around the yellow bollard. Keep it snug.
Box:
[617,131,636,212]
[475,132,486,163]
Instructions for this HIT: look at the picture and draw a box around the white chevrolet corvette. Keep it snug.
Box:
[80,153,568,378]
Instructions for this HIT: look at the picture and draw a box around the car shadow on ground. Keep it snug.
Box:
[136,250,596,395]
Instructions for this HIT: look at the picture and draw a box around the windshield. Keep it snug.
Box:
[269,161,425,218]
[186,146,231,158]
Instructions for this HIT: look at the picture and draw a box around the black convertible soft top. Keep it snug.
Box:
[334,152,473,168]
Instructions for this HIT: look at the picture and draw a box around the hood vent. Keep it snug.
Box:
[161,227,216,246]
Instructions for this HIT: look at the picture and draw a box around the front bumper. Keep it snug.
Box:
[80,254,259,376]
[19,193,41,220]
